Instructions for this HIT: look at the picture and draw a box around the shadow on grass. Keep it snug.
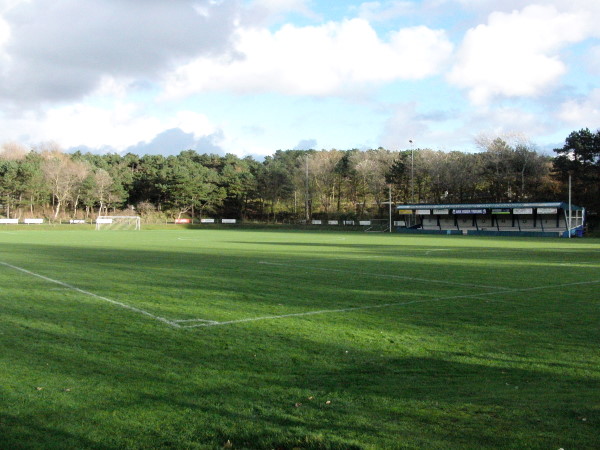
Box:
[1,236,599,448]
[2,238,598,326]
[0,413,119,450]
[2,312,600,449]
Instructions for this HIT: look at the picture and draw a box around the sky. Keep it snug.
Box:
[0,0,599,158]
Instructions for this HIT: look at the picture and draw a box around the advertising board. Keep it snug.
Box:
[513,208,533,215]
[453,209,486,214]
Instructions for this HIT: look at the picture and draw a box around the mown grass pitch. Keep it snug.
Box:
[1,228,599,449]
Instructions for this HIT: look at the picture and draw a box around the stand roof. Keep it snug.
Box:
[395,202,584,211]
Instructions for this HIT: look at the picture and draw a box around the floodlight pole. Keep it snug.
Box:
[388,184,392,233]
[305,155,310,223]
[409,139,415,203]
[568,173,572,239]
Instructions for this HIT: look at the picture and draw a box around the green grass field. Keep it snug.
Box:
[1,228,599,449]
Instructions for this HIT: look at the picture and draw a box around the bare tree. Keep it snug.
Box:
[0,142,28,160]
[41,150,89,219]
[93,169,113,216]
[418,150,448,202]
[306,150,343,216]
[350,151,377,216]
[349,149,396,215]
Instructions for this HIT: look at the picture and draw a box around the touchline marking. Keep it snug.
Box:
[258,261,505,290]
[0,261,180,328]
[181,278,600,329]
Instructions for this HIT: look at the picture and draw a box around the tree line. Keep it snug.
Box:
[1,129,598,224]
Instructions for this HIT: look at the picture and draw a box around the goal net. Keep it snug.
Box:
[364,219,390,232]
[95,216,141,231]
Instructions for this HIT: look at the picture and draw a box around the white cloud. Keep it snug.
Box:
[0,15,8,45]
[0,0,29,13]
[469,107,547,139]
[242,0,320,26]
[0,99,218,153]
[585,45,600,76]
[379,99,558,153]
[250,0,315,17]
[447,0,529,12]
[43,103,152,150]
[0,0,238,106]
[380,102,432,150]
[92,76,133,99]
[2,0,597,158]
[557,88,600,125]
[0,15,9,73]
[163,19,453,98]
[448,4,591,104]
[436,0,600,19]
[356,1,413,22]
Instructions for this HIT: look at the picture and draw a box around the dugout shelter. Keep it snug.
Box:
[395,202,585,237]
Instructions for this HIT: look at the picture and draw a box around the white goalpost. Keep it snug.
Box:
[95,216,141,231]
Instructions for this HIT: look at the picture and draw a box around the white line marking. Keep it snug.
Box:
[0,261,180,328]
[180,278,600,328]
[172,318,220,324]
[5,261,598,330]
[258,261,505,290]
[425,248,451,255]
[559,263,598,267]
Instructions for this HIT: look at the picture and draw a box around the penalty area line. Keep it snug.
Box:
[180,278,600,329]
[171,318,220,324]
[0,261,180,328]
[257,261,506,290]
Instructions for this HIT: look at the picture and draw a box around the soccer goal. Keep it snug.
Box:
[95,216,141,231]
[364,219,390,232]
